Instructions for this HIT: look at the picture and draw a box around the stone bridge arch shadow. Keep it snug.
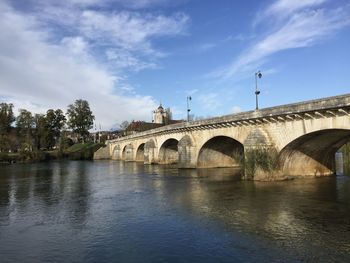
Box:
[112,145,121,160]
[135,143,145,162]
[197,136,244,168]
[278,129,350,177]
[121,145,127,160]
[158,138,179,164]
[122,144,134,161]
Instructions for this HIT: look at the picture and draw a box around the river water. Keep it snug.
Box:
[0,161,350,262]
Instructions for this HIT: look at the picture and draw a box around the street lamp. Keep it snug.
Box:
[255,70,262,110]
[187,96,192,122]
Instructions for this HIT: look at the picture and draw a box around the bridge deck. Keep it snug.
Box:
[109,93,350,142]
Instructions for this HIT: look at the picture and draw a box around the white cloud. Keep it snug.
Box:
[61,36,90,57]
[231,106,241,114]
[215,0,350,80]
[18,0,180,12]
[253,0,328,26]
[198,93,220,111]
[112,0,172,9]
[266,0,327,17]
[0,1,190,128]
[198,43,216,52]
[27,2,188,71]
[106,49,157,71]
[79,10,188,52]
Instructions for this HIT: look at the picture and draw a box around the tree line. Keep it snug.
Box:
[0,99,95,154]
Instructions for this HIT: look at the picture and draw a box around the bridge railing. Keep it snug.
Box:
[108,93,350,143]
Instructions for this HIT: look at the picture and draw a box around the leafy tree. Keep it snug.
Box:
[33,114,48,150]
[67,99,94,143]
[0,103,15,152]
[0,134,11,152]
[45,109,66,149]
[0,103,15,135]
[16,109,34,151]
[58,130,74,151]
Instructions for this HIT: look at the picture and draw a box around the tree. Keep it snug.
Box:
[0,103,15,135]
[45,109,66,149]
[67,99,94,143]
[16,109,34,150]
[33,114,48,150]
[0,103,15,152]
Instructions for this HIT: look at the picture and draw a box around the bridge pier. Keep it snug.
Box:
[178,135,197,168]
[144,139,157,164]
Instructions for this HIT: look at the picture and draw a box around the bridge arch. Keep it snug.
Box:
[135,143,145,162]
[121,145,127,160]
[121,143,134,161]
[112,145,121,160]
[279,129,350,177]
[197,136,244,168]
[158,138,179,164]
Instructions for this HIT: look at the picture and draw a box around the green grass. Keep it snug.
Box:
[64,142,105,160]
[0,152,19,163]
[0,142,105,164]
[65,142,104,152]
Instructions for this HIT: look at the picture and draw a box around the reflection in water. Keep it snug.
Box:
[0,161,350,262]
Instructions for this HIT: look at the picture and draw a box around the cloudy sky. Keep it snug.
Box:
[1,0,349,129]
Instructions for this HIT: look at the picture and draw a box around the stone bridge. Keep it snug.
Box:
[98,94,350,179]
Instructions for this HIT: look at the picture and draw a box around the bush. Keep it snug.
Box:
[64,143,104,160]
[0,152,11,163]
[242,146,280,178]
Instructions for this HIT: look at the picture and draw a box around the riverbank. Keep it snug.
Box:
[0,142,104,164]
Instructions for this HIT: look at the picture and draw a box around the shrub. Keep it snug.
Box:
[242,146,280,178]
[64,143,105,160]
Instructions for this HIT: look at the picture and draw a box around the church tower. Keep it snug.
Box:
[153,103,172,124]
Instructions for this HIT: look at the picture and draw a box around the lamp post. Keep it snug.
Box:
[255,70,262,110]
[187,96,192,122]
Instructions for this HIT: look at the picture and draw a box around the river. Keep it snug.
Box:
[0,161,350,262]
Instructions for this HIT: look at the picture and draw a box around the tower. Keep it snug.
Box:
[153,103,172,124]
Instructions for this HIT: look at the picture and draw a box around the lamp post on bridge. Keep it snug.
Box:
[187,96,192,122]
[255,70,262,110]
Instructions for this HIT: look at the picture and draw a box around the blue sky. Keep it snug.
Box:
[0,0,349,129]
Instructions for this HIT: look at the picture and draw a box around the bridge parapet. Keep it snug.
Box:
[108,93,350,143]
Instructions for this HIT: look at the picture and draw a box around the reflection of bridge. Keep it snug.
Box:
[97,94,350,179]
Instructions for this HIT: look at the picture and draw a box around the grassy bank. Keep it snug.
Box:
[64,142,105,160]
[0,142,104,164]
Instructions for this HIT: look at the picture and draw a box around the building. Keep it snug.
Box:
[121,104,183,136]
[153,103,172,125]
